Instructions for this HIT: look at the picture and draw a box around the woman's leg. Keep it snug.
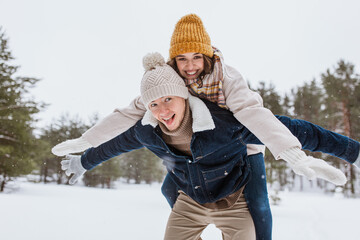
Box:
[243,153,272,240]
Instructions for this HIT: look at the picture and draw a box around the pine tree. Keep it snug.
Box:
[292,79,323,125]
[83,157,122,188]
[291,79,326,190]
[83,147,165,188]
[256,81,284,115]
[321,60,360,195]
[0,27,44,191]
[254,82,289,189]
[40,114,90,184]
[282,94,292,117]
[119,148,165,184]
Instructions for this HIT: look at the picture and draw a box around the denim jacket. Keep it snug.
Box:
[81,95,360,206]
[82,95,259,204]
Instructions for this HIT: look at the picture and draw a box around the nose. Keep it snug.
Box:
[159,104,170,116]
[185,60,194,70]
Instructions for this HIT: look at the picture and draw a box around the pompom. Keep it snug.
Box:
[143,52,166,71]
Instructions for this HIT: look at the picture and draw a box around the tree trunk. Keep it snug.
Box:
[341,101,355,194]
[57,171,63,184]
[350,165,356,194]
[44,159,48,184]
[1,174,6,192]
[341,101,351,137]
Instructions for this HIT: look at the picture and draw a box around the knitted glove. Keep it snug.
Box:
[279,147,347,185]
[61,155,86,184]
[52,137,92,156]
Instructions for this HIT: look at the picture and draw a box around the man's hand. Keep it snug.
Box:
[279,147,347,185]
[52,137,92,156]
[61,155,86,184]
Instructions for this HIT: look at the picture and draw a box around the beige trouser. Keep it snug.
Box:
[164,191,255,240]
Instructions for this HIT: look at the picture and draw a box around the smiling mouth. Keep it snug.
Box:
[162,114,175,125]
[185,71,197,76]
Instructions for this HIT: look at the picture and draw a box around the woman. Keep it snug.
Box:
[61,53,358,240]
[53,14,360,240]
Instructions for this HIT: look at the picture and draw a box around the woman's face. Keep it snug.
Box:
[148,96,186,131]
[175,52,204,80]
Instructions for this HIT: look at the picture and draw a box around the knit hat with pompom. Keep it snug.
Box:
[141,52,188,110]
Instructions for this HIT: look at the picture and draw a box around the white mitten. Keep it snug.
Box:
[61,155,86,184]
[51,137,92,156]
[279,147,347,186]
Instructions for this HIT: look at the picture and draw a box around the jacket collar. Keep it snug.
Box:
[141,94,215,133]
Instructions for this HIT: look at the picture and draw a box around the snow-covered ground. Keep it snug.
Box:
[0,181,358,240]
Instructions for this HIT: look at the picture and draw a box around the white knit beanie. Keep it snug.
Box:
[141,52,188,110]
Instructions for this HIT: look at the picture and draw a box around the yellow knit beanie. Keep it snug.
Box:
[169,14,213,59]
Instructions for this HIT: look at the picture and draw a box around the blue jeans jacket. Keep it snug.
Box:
[82,99,359,204]
[81,99,359,240]
[161,153,271,240]
[83,99,255,204]
[162,116,359,208]
[159,112,359,240]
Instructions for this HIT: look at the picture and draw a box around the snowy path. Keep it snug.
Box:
[0,182,358,240]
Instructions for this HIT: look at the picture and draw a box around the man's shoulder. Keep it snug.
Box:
[134,119,155,132]
[200,98,241,126]
[201,98,232,114]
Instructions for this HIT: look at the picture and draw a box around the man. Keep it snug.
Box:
[61,53,359,240]
[53,14,360,240]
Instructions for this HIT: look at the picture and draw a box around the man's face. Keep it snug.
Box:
[149,96,186,131]
[175,52,204,80]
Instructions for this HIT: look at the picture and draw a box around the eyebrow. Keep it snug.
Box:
[176,53,201,57]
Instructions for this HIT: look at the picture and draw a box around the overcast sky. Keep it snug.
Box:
[1,0,360,129]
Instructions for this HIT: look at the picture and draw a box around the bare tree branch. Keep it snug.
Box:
[0,134,18,143]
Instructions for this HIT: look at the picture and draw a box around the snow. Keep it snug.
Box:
[0,182,359,240]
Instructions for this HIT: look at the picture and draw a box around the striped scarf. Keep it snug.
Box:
[183,47,229,109]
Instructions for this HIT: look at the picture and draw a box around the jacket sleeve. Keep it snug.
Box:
[81,125,144,170]
[161,173,180,208]
[239,115,360,163]
[275,116,360,164]
[222,64,301,158]
[82,96,146,147]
